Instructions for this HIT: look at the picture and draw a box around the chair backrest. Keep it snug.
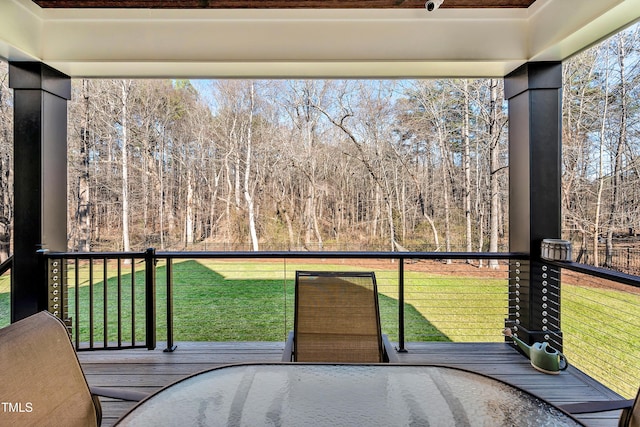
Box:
[293,271,384,363]
[0,311,98,427]
[621,387,640,427]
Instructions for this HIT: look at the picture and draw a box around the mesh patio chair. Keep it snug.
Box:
[282,271,398,363]
[559,387,639,427]
[0,311,147,427]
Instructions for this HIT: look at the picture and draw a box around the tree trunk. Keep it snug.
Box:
[244,83,259,251]
[120,80,132,253]
[605,34,628,267]
[594,42,613,268]
[185,170,195,245]
[158,134,166,249]
[436,127,452,258]
[488,79,500,269]
[463,80,473,261]
[76,79,91,251]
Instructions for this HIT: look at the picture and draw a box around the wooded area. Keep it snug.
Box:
[0,24,638,265]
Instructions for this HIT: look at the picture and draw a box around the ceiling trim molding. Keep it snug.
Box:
[1,0,639,78]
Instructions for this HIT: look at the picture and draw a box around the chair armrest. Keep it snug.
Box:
[559,399,633,414]
[90,386,149,402]
[282,331,294,362]
[382,334,399,363]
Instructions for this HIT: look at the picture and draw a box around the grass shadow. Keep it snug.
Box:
[379,293,451,342]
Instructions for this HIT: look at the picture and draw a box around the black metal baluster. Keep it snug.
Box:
[75,258,80,349]
[103,258,108,348]
[131,258,136,346]
[164,258,176,352]
[398,256,407,352]
[89,259,94,349]
[145,248,157,350]
[117,258,122,348]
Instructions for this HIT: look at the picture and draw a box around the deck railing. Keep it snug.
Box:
[548,260,640,398]
[41,249,157,350]
[41,250,523,351]
[28,249,640,397]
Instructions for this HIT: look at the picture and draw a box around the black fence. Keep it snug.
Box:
[575,247,640,276]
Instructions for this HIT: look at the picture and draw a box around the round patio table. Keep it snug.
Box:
[115,363,585,426]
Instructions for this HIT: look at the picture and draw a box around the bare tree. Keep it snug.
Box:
[0,62,12,261]
[73,80,92,251]
[562,46,600,259]
[313,81,400,251]
[487,79,504,268]
[463,80,473,255]
[604,31,633,266]
[119,81,133,253]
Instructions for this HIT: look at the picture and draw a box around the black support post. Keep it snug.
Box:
[505,62,564,350]
[9,62,70,323]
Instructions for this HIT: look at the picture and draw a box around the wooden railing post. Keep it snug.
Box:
[145,248,157,350]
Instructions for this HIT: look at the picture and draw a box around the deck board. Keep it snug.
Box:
[78,342,626,427]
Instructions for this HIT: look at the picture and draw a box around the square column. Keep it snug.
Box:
[505,62,564,349]
[9,62,70,322]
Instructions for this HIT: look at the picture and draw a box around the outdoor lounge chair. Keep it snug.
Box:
[0,311,147,427]
[282,271,398,363]
[559,386,639,427]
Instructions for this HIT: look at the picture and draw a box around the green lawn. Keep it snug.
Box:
[0,276,9,325]
[561,283,640,398]
[63,260,448,343]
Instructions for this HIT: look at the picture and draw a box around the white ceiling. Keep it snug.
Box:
[1,0,639,78]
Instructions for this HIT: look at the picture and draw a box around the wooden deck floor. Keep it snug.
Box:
[78,342,625,427]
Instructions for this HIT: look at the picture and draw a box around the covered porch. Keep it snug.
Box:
[1,1,639,426]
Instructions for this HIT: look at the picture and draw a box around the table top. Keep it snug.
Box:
[115,363,584,427]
